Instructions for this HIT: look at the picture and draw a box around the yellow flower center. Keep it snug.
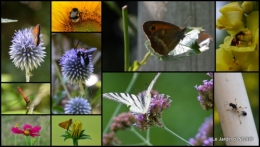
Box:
[24,129,30,136]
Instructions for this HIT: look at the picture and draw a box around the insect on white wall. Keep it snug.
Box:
[224,98,247,124]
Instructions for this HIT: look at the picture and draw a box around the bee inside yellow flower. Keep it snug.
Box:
[52,1,101,32]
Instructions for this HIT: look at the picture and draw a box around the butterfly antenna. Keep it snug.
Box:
[183,16,192,27]
[74,40,81,50]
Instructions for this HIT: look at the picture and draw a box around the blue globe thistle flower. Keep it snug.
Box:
[60,48,96,84]
[9,26,46,82]
[64,97,92,114]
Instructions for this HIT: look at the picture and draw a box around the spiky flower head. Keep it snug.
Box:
[64,97,92,114]
[9,26,46,81]
[60,48,96,84]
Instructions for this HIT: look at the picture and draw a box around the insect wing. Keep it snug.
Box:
[59,119,72,131]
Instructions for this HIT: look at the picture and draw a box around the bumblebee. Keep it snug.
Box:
[69,8,81,23]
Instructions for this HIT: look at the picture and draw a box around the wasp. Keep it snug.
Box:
[69,8,82,23]
[224,98,247,124]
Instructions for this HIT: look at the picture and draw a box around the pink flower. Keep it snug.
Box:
[11,124,41,137]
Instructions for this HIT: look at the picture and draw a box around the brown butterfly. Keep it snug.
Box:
[32,24,40,47]
[143,21,187,56]
[59,119,72,131]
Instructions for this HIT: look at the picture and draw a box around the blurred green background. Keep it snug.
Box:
[103,73,213,145]
[1,115,50,145]
[1,83,50,114]
[1,1,50,82]
[52,115,101,146]
[214,73,259,146]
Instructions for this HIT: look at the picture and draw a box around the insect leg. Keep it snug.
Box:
[237,112,242,124]
[238,106,247,109]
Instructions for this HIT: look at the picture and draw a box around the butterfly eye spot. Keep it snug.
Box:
[151,25,156,31]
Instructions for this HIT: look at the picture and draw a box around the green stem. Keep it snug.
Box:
[122,5,130,71]
[140,52,151,66]
[79,83,85,96]
[73,138,78,146]
[104,2,137,34]
[53,60,72,99]
[25,136,28,146]
[15,134,17,145]
[159,118,194,146]
[131,127,152,146]
[25,68,32,82]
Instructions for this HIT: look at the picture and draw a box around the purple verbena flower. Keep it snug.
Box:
[189,115,213,146]
[195,73,213,110]
[134,92,172,131]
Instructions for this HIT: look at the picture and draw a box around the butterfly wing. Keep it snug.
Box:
[32,24,40,47]
[59,119,72,131]
[143,21,186,55]
[103,93,145,114]
[142,73,161,115]
[103,73,161,115]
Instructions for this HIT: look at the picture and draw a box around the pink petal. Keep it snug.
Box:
[30,126,41,133]
[23,124,32,130]
[11,127,24,134]
[30,133,40,137]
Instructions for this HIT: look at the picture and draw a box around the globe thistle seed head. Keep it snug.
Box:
[64,97,92,114]
[60,48,96,84]
[9,27,46,71]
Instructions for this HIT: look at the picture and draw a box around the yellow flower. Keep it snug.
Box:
[216,2,244,35]
[242,1,253,14]
[71,121,82,138]
[52,1,101,32]
[216,11,259,71]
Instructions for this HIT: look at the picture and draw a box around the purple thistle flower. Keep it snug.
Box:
[60,48,96,84]
[64,97,92,114]
[195,73,213,110]
[9,27,46,81]
[134,93,172,131]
